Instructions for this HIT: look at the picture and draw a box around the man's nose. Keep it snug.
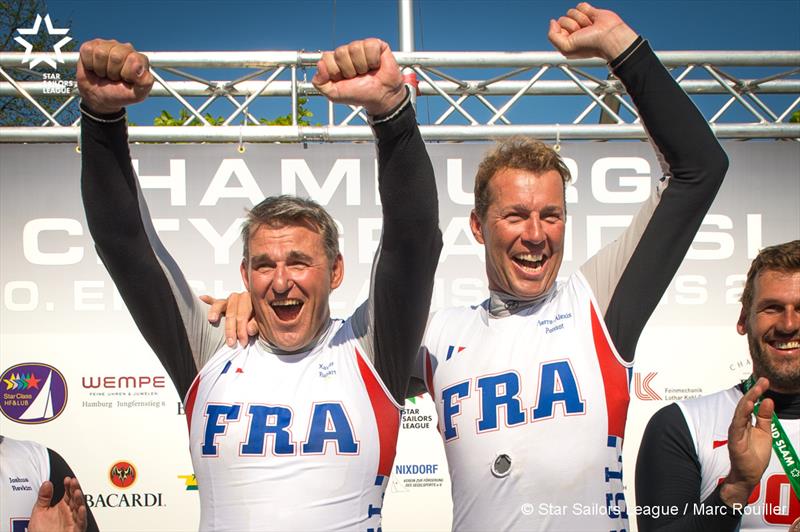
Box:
[777,307,800,334]
[271,264,294,294]
[521,216,545,245]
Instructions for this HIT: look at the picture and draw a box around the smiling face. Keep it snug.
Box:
[470,167,566,300]
[241,222,343,352]
[738,269,800,393]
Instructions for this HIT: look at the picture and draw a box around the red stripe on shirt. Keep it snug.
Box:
[183,375,200,434]
[590,303,630,440]
[356,349,401,478]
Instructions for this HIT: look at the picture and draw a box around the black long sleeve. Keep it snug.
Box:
[369,97,443,403]
[588,38,729,362]
[47,448,100,532]
[635,404,743,531]
[81,107,200,399]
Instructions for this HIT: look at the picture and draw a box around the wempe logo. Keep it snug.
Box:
[81,375,169,410]
[1,362,68,424]
[82,376,167,389]
[84,461,165,509]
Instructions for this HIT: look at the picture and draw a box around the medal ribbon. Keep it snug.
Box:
[743,375,800,500]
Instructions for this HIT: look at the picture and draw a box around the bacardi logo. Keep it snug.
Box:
[109,461,136,489]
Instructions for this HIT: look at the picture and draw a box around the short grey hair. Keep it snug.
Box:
[241,195,340,265]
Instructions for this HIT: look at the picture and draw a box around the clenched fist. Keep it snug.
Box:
[547,3,637,62]
[312,38,406,116]
[77,39,154,114]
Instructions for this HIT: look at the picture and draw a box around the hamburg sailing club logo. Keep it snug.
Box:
[1,363,68,423]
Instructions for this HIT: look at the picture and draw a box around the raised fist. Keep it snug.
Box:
[77,39,154,114]
[547,3,637,62]
[312,38,405,116]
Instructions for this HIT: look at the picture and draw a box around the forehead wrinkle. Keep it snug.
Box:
[502,203,533,213]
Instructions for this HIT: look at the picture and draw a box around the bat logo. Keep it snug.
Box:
[109,461,136,488]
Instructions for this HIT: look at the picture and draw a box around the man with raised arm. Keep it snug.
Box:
[78,37,441,531]
[636,240,800,531]
[212,3,728,529]
[417,3,727,530]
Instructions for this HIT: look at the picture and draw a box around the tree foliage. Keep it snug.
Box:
[0,0,79,126]
[259,97,313,126]
[154,97,313,126]
[153,108,225,126]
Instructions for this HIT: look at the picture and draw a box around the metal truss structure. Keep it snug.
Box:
[1,49,798,142]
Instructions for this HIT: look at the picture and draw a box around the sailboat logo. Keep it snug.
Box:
[1,363,68,424]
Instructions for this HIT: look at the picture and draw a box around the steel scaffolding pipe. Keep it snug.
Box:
[1,123,797,143]
[2,49,798,142]
[2,50,799,68]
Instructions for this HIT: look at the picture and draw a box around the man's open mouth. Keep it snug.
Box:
[271,299,303,321]
[769,338,800,352]
[512,253,544,272]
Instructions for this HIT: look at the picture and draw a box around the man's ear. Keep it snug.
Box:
[240,260,251,291]
[330,253,344,290]
[469,210,485,245]
[736,308,747,336]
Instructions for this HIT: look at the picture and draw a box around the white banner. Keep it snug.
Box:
[1,140,798,530]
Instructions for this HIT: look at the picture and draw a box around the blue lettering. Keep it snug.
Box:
[605,467,623,482]
[302,403,358,454]
[532,361,585,419]
[477,372,526,431]
[605,492,628,519]
[11,519,30,532]
[442,381,470,441]
[241,405,295,455]
[393,464,439,474]
[202,404,241,455]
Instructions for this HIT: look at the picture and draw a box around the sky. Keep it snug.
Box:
[41,0,800,52]
[9,0,800,126]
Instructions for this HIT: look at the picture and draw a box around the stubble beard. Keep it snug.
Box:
[748,329,800,394]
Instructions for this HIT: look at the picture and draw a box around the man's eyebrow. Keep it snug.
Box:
[541,205,565,215]
[250,250,315,265]
[756,297,796,308]
[249,253,272,266]
[286,250,314,262]
[502,203,531,213]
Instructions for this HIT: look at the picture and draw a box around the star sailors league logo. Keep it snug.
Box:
[14,14,72,69]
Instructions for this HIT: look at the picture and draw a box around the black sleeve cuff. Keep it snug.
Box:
[609,35,647,72]
[80,102,126,123]
[370,88,417,143]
